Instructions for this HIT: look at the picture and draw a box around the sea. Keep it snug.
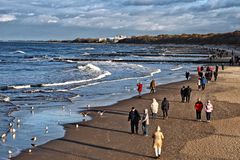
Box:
[0,42,208,159]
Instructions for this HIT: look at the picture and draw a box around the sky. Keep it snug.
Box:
[0,0,239,40]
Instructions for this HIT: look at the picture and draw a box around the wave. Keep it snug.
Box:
[79,47,95,50]
[72,68,161,90]
[77,63,102,73]
[42,71,111,87]
[10,85,31,89]
[13,50,26,54]
[170,65,183,71]
[0,94,10,102]
[82,52,90,56]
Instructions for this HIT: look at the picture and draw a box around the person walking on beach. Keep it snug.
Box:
[214,71,218,81]
[161,97,169,119]
[185,86,192,103]
[185,71,190,80]
[197,77,201,90]
[150,98,159,119]
[195,98,203,121]
[200,76,207,90]
[141,109,149,136]
[205,100,213,122]
[137,82,143,98]
[180,86,186,102]
[221,63,224,70]
[150,79,156,93]
[152,126,164,158]
[215,65,219,72]
[128,107,141,134]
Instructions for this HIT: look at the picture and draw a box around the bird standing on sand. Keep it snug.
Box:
[98,110,105,116]
[31,143,37,147]
[75,124,79,128]
[81,112,89,117]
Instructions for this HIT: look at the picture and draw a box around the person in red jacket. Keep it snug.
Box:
[195,98,203,121]
[137,82,143,98]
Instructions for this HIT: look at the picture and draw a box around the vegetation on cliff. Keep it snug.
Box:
[119,31,240,45]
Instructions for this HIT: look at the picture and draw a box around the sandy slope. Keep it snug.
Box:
[14,67,240,160]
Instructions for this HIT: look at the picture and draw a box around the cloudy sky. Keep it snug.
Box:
[0,0,239,40]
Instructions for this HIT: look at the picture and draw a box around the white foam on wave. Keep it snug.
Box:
[42,64,111,87]
[80,47,95,50]
[78,63,102,73]
[10,85,31,89]
[170,66,183,71]
[13,50,26,54]
[82,52,90,56]
[72,68,161,90]
[43,71,111,87]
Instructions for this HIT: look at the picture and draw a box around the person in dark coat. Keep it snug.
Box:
[215,65,219,72]
[128,107,141,134]
[185,71,190,80]
[185,86,192,103]
[214,71,218,81]
[180,86,186,102]
[161,97,169,119]
[198,71,203,78]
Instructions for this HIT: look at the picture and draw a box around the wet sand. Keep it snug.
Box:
[14,66,240,160]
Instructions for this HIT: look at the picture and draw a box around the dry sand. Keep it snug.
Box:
[14,67,240,160]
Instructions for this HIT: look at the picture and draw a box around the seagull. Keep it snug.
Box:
[8,150,12,158]
[45,126,48,134]
[31,106,34,110]
[81,112,89,117]
[1,133,7,139]
[10,128,16,133]
[98,110,105,116]
[16,119,21,125]
[31,143,37,147]
[12,133,16,140]
[75,124,79,128]
[87,104,91,110]
[31,136,37,141]
[9,122,13,127]
[28,149,32,153]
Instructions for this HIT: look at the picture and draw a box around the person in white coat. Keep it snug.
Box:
[142,109,149,136]
[205,100,213,122]
[150,98,159,119]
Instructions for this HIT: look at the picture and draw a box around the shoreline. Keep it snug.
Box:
[14,66,240,160]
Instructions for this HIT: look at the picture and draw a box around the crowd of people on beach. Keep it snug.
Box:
[128,64,221,158]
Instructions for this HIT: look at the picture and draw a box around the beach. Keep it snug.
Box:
[14,66,240,160]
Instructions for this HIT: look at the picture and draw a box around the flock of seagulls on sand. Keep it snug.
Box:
[1,104,105,158]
